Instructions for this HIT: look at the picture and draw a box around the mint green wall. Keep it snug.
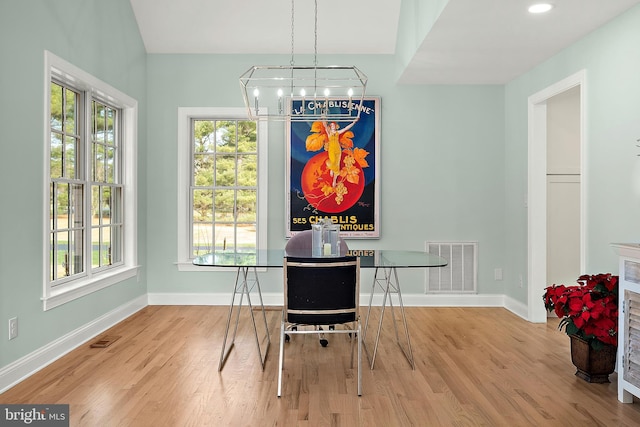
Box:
[504,5,640,303]
[145,53,506,295]
[0,0,147,367]
[4,0,639,373]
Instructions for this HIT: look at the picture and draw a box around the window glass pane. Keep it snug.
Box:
[215,154,236,186]
[105,147,114,183]
[111,187,122,224]
[237,224,256,250]
[192,223,213,256]
[111,225,122,264]
[70,229,84,275]
[91,229,100,269]
[64,135,77,178]
[64,88,77,133]
[237,120,257,152]
[50,133,63,178]
[215,121,237,153]
[58,231,70,278]
[237,189,256,223]
[194,120,216,153]
[214,225,234,252]
[91,185,100,222]
[100,227,111,266]
[50,83,63,131]
[95,143,105,182]
[101,186,111,222]
[237,154,257,186]
[70,183,84,230]
[106,107,115,145]
[55,183,69,228]
[214,189,235,221]
[193,189,213,222]
[94,102,105,142]
[193,154,213,186]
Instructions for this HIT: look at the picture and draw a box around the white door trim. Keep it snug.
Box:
[527,69,587,322]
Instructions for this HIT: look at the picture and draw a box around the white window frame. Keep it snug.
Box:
[43,51,139,310]
[176,107,268,271]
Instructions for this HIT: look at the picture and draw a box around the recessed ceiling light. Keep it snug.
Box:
[528,3,553,14]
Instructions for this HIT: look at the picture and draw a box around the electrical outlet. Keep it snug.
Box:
[8,317,17,340]
[494,268,503,281]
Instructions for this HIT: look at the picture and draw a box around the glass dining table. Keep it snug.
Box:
[193,248,447,371]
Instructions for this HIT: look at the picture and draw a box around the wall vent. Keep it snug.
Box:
[425,242,477,293]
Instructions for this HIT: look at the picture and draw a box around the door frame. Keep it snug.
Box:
[527,70,587,322]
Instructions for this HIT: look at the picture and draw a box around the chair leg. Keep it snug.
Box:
[357,318,362,396]
[277,313,285,397]
[349,323,355,368]
[318,326,328,347]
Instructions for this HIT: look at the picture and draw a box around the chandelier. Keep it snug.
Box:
[239,0,367,124]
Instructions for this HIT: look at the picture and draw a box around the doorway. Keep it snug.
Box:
[527,70,586,322]
[546,86,581,288]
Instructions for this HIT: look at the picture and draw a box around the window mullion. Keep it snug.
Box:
[82,91,92,277]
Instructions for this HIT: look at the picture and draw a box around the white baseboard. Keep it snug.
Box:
[0,294,148,394]
[148,292,519,313]
[503,295,531,321]
[147,292,283,306]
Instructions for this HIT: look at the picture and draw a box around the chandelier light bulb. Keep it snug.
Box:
[253,88,259,114]
[277,89,284,114]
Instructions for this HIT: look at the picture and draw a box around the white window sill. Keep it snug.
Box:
[43,266,140,311]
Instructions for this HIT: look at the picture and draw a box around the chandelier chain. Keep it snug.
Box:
[290,0,295,66]
[314,0,318,67]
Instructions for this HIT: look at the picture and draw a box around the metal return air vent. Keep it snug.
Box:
[426,242,477,293]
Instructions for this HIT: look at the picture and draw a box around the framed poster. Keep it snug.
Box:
[286,97,380,238]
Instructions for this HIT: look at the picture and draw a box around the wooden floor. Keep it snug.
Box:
[2,305,640,426]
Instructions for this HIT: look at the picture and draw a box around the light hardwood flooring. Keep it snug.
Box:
[2,305,640,426]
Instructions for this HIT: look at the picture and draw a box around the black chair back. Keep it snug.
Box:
[284,256,359,325]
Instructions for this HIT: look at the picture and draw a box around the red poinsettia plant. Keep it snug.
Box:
[543,273,618,350]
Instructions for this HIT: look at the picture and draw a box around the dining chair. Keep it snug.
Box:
[284,230,350,347]
[277,255,362,397]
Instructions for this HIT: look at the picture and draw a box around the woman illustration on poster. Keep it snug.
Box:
[324,120,356,187]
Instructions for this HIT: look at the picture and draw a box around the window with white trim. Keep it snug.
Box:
[44,51,138,310]
[176,108,268,270]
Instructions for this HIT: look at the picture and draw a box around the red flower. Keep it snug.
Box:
[543,274,618,349]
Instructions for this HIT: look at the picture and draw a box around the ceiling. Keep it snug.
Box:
[129,0,640,84]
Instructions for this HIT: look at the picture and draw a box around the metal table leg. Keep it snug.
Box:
[218,266,271,371]
[362,266,415,370]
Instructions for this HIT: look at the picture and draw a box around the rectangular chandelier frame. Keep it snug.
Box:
[239,64,368,123]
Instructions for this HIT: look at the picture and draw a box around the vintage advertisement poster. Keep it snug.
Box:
[286,97,380,238]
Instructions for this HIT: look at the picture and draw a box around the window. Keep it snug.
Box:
[44,51,138,310]
[177,108,268,271]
